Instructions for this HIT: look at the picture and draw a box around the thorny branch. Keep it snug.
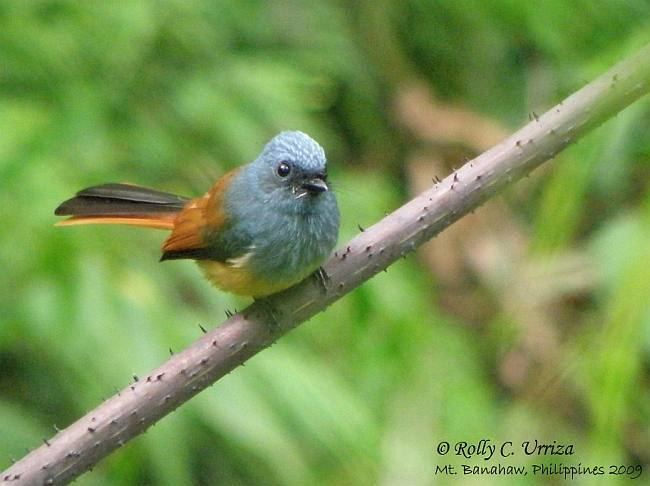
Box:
[3,43,650,485]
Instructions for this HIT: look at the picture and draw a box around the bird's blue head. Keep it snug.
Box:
[249,131,331,211]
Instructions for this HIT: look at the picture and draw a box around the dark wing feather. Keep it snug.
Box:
[159,248,216,261]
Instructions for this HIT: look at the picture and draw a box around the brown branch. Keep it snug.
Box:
[3,43,650,485]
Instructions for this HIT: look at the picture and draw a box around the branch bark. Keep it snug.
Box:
[4,43,650,485]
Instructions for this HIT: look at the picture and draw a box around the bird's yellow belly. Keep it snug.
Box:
[197,260,302,297]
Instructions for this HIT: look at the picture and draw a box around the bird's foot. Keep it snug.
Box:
[313,266,330,294]
[253,297,281,330]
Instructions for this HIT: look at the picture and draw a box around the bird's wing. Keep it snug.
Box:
[160,168,240,261]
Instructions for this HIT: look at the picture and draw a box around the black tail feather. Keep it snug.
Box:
[55,183,189,217]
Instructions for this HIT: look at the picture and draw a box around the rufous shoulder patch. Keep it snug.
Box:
[162,168,240,253]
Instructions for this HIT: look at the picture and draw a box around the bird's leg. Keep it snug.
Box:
[313,266,330,294]
[253,297,281,330]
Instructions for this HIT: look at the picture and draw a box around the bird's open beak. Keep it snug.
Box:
[301,177,328,193]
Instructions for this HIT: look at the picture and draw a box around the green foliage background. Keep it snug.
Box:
[1,1,649,484]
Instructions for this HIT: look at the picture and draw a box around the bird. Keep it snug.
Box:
[55,131,340,297]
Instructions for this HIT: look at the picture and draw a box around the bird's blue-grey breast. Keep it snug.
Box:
[213,131,339,287]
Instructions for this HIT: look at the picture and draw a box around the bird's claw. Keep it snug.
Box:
[253,297,280,330]
[313,266,330,294]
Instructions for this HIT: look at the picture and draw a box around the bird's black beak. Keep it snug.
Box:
[301,177,328,193]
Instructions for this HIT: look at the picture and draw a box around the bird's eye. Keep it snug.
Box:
[276,161,291,178]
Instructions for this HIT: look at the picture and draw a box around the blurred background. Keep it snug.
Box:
[1,1,649,484]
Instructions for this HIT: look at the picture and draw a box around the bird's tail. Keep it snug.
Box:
[54,183,190,230]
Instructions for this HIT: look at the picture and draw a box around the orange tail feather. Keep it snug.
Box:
[56,214,177,230]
